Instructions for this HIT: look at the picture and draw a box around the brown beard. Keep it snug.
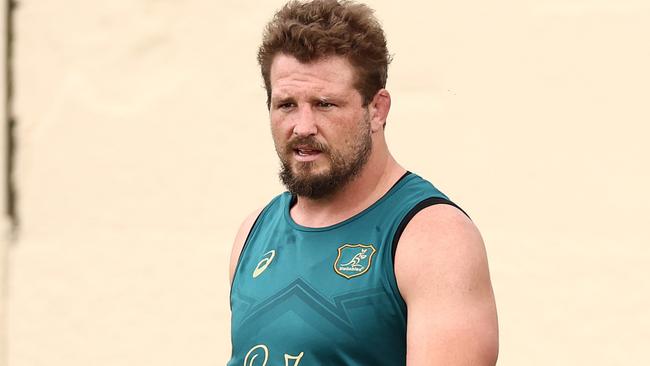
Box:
[277,118,372,200]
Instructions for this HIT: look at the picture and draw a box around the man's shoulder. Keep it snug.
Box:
[393,202,497,364]
[229,206,265,283]
[403,202,476,240]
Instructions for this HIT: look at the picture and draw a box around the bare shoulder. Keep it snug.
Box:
[394,203,498,365]
[395,203,487,298]
[229,208,264,284]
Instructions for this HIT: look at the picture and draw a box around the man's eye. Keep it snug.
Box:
[278,103,295,110]
[317,101,335,108]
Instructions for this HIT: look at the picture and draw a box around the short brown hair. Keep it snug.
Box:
[258,0,391,108]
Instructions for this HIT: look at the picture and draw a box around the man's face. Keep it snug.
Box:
[269,54,373,200]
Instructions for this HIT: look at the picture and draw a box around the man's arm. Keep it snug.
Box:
[229,208,264,284]
[395,204,498,365]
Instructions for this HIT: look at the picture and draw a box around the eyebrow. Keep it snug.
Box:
[311,95,346,105]
[312,96,333,103]
[271,96,296,105]
[273,94,343,102]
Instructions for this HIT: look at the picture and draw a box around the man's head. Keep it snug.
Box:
[270,55,374,199]
[260,0,392,200]
[258,0,391,109]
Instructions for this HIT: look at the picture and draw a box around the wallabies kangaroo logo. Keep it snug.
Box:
[334,244,377,279]
[340,249,369,269]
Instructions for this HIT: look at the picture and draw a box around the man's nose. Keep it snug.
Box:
[292,107,318,136]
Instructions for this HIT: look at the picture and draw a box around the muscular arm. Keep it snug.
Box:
[229,208,263,284]
[395,204,499,365]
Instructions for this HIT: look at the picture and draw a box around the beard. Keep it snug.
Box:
[277,117,372,200]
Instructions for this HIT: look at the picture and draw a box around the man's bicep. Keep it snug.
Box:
[394,204,498,365]
[229,208,264,284]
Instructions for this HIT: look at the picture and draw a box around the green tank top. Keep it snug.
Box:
[228,172,461,365]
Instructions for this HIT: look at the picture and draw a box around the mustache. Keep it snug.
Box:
[286,136,329,153]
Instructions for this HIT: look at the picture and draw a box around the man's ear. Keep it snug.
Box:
[368,89,391,132]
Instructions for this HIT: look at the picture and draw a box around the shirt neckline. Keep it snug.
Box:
[283,171,413,232]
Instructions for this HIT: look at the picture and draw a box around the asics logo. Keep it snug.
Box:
[253,250,276,278]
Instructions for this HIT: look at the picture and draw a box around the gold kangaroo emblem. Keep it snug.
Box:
[334,244,377,279]
[340,248,368,269]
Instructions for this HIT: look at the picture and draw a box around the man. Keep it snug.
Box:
[227,1,498,365]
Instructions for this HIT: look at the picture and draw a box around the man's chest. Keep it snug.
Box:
[229,229,406,365]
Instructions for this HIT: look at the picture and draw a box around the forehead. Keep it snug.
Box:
[269,54,357,99]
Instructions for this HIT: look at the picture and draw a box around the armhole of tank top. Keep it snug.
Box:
[229,210,264,308]
[387,197,470,310]
[391,197,469,264]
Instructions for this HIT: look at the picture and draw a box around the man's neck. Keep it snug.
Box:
[289,152,405,228]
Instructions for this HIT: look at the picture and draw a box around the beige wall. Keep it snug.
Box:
[3,0,649,365]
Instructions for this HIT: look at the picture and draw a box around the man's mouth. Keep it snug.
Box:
[292,145,323,161]
[295,148,321,156]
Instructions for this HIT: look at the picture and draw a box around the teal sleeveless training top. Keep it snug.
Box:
[228,172,461,365]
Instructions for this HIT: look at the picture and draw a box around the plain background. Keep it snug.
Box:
[1,0,649,365]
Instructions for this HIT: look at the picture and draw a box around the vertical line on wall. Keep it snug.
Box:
[0,0,16,365]
[4,0,17,235]
[0,1,11,364]
[2,0,18,359]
